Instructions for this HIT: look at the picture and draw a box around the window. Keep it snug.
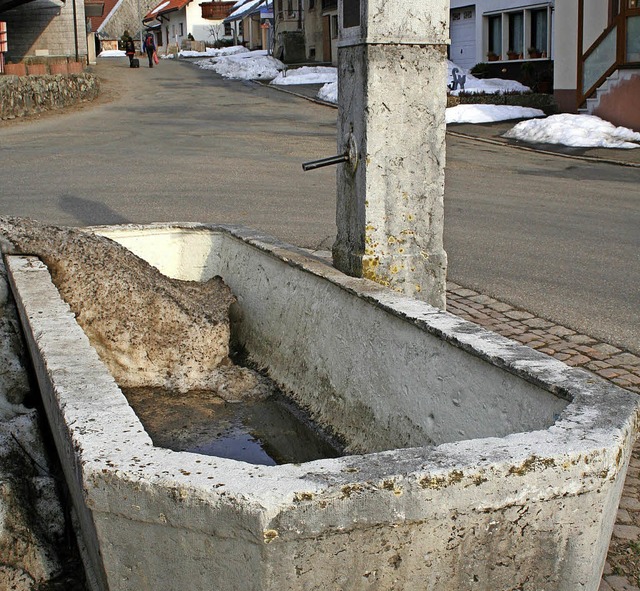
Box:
[179,23,184,36]
[508,12,523,56]
[488,15,502,56]
[224,22,232,36]
[331,14,338,39]
[309,0,315,9]
[530,9,547,55]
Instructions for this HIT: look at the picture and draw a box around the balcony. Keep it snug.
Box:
[200,1,235,20]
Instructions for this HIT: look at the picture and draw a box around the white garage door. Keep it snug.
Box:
[450,6,477,71]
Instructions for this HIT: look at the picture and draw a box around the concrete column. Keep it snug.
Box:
[332,0,449,309]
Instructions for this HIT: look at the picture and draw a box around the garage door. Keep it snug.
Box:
[450,6,476,71]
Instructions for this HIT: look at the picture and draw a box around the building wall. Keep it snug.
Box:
[1,0,88,62]
[552,0,577,95]
[186,1,225,43]
[99,0,159,42]
[303,0,324,61]
[449,0,554,67]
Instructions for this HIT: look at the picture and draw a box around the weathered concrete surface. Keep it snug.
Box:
[0,259,69,590]
[7,223,640,591]
[333,0,449,308]
[0,217,270,400]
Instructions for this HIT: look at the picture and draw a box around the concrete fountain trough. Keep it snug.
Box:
[5,223,640,591]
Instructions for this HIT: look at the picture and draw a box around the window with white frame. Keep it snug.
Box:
[485,5,551,61]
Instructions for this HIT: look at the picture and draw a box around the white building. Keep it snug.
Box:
[449,0,553,70]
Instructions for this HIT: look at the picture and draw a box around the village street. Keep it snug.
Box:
[0,56,638,356]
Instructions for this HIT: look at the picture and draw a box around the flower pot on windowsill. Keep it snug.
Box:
[528,48,542,59]
[507,51,521,60]
[487,52,500,62]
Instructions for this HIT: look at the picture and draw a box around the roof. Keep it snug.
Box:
[85,0,120,33]
[223,0,269,22]
[143,0,190,23]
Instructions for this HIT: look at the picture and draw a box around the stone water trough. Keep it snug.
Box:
[5,222,640,591]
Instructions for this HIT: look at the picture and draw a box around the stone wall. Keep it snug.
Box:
[0,73,99,120]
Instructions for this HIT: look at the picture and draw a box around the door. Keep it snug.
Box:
[450,6,476,70]
[322,15,331,62]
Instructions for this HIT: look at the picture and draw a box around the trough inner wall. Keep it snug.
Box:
[103,228,568,452]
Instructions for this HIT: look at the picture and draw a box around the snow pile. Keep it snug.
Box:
[318,81,337,103]
[178,45,249,59]
[98,49,126,58]
[447,104,544,124]
[271,65,337,86]
[195,49,283,80]
[447,61,530,95]
[504,114,640,149]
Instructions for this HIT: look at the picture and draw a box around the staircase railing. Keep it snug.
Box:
[577,1,640,109]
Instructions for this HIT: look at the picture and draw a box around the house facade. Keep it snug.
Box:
[449,0,553,70]
[553,0,639,130]
[223,0,273,52]
[301,0,336,63]
[143,0,234,50]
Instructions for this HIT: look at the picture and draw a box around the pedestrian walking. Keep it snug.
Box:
[143,33,156,68]
[124,36,136,67]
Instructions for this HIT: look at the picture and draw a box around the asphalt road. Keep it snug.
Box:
[1,57,638,354]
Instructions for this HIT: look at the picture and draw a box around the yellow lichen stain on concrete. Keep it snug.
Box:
[414,284,421,292]
[293,492,314,502]
[508,456,556,476]
[263,529,279,543]
[420,475,447,490]
[340,484,363,499]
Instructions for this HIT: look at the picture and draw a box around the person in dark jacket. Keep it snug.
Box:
[124,36,136,67]
[142,33,156,68]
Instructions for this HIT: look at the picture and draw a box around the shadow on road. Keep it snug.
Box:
[59,195,131,226]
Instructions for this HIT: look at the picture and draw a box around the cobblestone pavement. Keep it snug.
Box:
[446,281,640,591]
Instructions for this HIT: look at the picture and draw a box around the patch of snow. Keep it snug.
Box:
[98,50,126,58]
[178,45,249,59]
[446,104,545,124]
[317,81,337,103]
[195,50,283,80]
[271,65,337,86]
[504,114,640,149]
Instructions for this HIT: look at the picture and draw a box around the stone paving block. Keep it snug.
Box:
[487,301,512,312]
[603,576,640,591]
[600,368,626,379]
[566,354,591,366]
[468,294,495,305]
[547,325,576,337]
[587,361,612,371]
[451,288,478,297]
[523,317,555,329]
[612,523,640,540]
[619,497,640,512]
[599,580,614,591]
[567,334,598,345]
[617,508,632,524]
[446,282,461,291]
[504,310,535,320]
[554,353,572,362]
[610,354,640,366]
[529,341,547,349]
[594,343,623,356]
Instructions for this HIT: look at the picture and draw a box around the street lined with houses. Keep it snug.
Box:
[0,56,639,589]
